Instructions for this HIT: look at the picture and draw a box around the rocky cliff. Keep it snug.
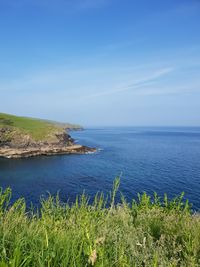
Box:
[0,113,96,158]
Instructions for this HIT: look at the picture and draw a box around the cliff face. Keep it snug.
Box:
[0,127,74,149]
[0,113,95,158]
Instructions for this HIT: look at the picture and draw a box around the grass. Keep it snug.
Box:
[0,113,81,141]
[0,178,200,266]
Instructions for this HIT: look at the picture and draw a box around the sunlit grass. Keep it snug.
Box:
[0,113,80,141]
[0,178,200,266]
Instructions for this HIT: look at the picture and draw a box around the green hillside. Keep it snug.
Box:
[0,113,81,141]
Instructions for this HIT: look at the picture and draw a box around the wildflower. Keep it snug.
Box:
[88,249,97,266]
[95,237,105,245]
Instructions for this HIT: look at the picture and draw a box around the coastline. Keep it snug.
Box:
[0,113,96,159]
[0,144,96,159]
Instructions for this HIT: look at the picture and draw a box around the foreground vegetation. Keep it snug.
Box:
[0,179,200,267]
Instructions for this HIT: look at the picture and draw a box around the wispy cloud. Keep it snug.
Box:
[82,67,174,99]
[0,62,173,92]
[134,85,200,96]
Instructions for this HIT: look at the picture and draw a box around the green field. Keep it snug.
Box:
[0,179,199,267]
[0,113,81,141]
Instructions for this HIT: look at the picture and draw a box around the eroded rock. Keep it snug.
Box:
[0,127,96,158]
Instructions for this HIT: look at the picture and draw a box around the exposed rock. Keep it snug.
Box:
[0,145,96,159]
[0,127,96,159]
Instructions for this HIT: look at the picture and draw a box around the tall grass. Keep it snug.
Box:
[0,178,200,266]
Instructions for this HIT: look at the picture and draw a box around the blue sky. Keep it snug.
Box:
[0,0,200,126]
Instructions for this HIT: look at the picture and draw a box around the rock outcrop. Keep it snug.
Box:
[0,127,96,159]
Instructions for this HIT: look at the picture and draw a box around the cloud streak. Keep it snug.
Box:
[82,67,174,99]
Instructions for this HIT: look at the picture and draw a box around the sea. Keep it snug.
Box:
[0,127,200,210]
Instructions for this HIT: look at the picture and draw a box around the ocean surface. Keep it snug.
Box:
[0,127,200,210]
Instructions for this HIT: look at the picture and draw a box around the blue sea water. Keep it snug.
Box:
[0,127,200,210]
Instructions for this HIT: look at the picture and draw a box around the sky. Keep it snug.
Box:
[0,0,200,126]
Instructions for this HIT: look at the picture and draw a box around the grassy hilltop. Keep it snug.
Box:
[0,113,94,158]
[0,179,200,266]
[0,113,81,142]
